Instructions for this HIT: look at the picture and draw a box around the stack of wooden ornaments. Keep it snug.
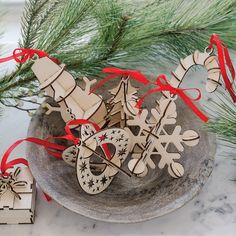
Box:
[1,33,234,224]
[30,47,221,195]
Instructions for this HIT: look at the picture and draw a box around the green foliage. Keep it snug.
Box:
[207,91,236,146]
[1,0,236,111]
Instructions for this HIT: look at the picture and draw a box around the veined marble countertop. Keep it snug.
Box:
[0,3,236,236]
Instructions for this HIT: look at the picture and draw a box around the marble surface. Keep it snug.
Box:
[0,3,236,236]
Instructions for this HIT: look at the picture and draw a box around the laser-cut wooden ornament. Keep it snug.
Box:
[0,167,36,224]
[75,128,131,194]
[105,77,139,128]
[62,124,97,167]
[127,48,221,178]
[31,57,108,128]
[30,46,222,194]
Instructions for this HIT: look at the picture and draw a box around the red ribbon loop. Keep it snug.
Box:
[136,74,208,123]
[0,138,66,176]
[47,119,112,160]
[48,119,100,145]
[208,34,236,103]
[90,67,149,94]
[0,48,59,64]
[0,119,111,177]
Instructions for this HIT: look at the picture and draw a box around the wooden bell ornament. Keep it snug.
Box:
[31,57,108,128]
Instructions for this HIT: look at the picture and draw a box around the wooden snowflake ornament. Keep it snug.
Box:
[128,96,200,178]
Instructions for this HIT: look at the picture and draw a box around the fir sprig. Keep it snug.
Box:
[207,91,236,145]
[1,0,236,112]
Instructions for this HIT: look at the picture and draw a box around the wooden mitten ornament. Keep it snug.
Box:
[31,57,108,127]
[62,124,97,167]
[75,128,131,194]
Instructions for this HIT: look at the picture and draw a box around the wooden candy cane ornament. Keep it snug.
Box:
[57,119,131,194]
[170,49,221,91]
[127,39,223,178]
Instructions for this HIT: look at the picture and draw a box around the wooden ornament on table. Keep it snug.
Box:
[31,57,108,128]
[127,49,221,178]
[62,124,97,167]
[0,167,36,224]
[105,77,139,128]
[75,128,131,194]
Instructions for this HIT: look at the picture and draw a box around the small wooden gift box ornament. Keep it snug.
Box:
[0,167,36,224]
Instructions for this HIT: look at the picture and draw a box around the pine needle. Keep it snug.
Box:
[1,0,236,111]
[207,90,236,146]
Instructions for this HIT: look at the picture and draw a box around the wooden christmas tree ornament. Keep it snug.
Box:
[105,76,139,128]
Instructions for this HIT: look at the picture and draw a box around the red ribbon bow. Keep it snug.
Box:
[208,34,236,103]
[47,119,100,145]
[90,67,149,94]
[0,48,59,64]
[136,74,209,122]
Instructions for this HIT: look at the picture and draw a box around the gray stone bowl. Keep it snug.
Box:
[27,97,216,223]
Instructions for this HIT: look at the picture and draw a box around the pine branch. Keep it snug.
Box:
[207,90,236,145]
[1,0,236,112]
[19,0,60,49]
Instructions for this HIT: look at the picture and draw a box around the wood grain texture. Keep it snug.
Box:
[26,96,216,223]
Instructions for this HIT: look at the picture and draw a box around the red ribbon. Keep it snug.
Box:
[0,119,110,201]
[208,34,236,103]
[90,67,150,94]
[0,119,112,177]
[136,75,209,122]
[48,119,111,160]
[0,138,66,176]
[0,48,60,64]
